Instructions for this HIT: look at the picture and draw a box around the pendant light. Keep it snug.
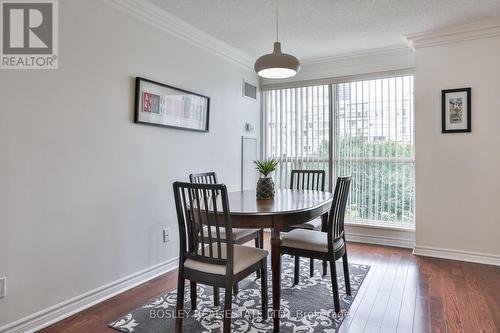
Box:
[254,0,300,79]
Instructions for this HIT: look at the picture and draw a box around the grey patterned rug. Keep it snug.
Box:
[109,256,370,333]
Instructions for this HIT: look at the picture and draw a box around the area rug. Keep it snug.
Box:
[109,256,370,332]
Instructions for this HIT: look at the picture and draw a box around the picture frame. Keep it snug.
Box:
[134,77,210,132]
[442,88,471,133]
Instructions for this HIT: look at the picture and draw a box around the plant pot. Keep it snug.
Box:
[256,177,275,200]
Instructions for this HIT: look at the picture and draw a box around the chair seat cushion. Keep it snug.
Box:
[184,244,268,275]
[281,229,344,253]
[203,227,259,241]
[288,218,322,231]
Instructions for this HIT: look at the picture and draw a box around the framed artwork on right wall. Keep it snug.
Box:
[442,87,471,133]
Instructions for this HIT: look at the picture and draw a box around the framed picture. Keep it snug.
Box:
[442,88,471,133]
[134,77,210,132]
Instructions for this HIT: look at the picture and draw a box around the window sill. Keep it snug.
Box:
[344,221,415,248]
[345,221,415,232]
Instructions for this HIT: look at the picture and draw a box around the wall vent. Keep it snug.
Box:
[242,80,257,100]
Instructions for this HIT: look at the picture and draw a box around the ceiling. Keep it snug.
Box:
[146,0,500,60]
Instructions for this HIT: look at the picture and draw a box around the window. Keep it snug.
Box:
[262,75,415,229]
[262,85,330,189]
[335,76,414,228]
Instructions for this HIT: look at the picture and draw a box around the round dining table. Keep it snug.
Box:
[226,188,333,332]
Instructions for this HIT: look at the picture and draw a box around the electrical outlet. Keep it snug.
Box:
[0,277,6,298]
[163,228,170,243]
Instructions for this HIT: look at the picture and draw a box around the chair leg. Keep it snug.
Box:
[233,284,239,294]
[329,259,341,313]
[255,235,260,248]
[213,287,220,307]
[322,260,328,276]
[255,236,261,279]
[259,229,264,249]
[175,270,185,333]
[342,253,352,296]
[223,282,233,333]
[261,257,268,320]
[294,255,300,285]
[309,258,314,277]
[190,281,197,311]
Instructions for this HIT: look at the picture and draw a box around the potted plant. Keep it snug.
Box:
[254,159,278,200]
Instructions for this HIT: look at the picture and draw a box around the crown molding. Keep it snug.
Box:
[301,45,412,66]
[260,45,415,87]
[404,18,500,50]
[101,0,254,70]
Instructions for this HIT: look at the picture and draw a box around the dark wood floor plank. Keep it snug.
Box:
[474,266,500,330]
[429,259,447,333]
[440,259,464,333]
[461,261,497,333]
[37,238,500,333]
[451,261,480,333]
[412,256,430,333]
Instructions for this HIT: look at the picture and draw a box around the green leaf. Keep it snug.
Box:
[253,159,278,177]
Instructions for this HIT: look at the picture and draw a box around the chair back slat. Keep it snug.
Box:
[290,169,325,191]
[173,182,233,271]
[190,172,218,184]
[189,172,221,258]
[327,176,351,245]
[189,187,206,256]
[202,188,214,257]
[190,172,218,200]
[211,190,223,259]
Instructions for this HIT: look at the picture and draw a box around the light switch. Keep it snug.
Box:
[245,122,255,132]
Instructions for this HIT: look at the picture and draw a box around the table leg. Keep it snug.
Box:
[271,223,282,332]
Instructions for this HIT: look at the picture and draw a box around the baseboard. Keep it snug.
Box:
[347,232,415,249]
[0,257,179,333]
[345,224,415,249]
[413,246,500,266]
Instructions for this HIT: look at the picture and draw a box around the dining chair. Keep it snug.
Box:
[280,176,352,313]
[173,182,268,333]
[190,172,264,301]
[285,169,326,284]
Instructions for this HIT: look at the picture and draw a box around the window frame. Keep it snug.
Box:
[261,70,415,230]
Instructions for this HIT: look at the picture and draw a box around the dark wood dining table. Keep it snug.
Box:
[226,188,333,332]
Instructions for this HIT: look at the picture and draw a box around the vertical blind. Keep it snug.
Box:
[262,74,415,228]
[334,75,415,227]
[262,85,330,189]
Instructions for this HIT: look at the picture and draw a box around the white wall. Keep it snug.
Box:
[0,0,259,328]
[414,36,500,260]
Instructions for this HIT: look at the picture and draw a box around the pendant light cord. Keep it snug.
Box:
[276,0,279,42]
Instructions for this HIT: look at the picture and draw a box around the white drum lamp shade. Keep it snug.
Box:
[254,42,300,79]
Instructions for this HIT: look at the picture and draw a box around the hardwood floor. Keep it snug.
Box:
[39,235,500,333]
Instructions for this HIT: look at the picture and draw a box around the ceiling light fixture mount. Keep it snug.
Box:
[254,0,300,79]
